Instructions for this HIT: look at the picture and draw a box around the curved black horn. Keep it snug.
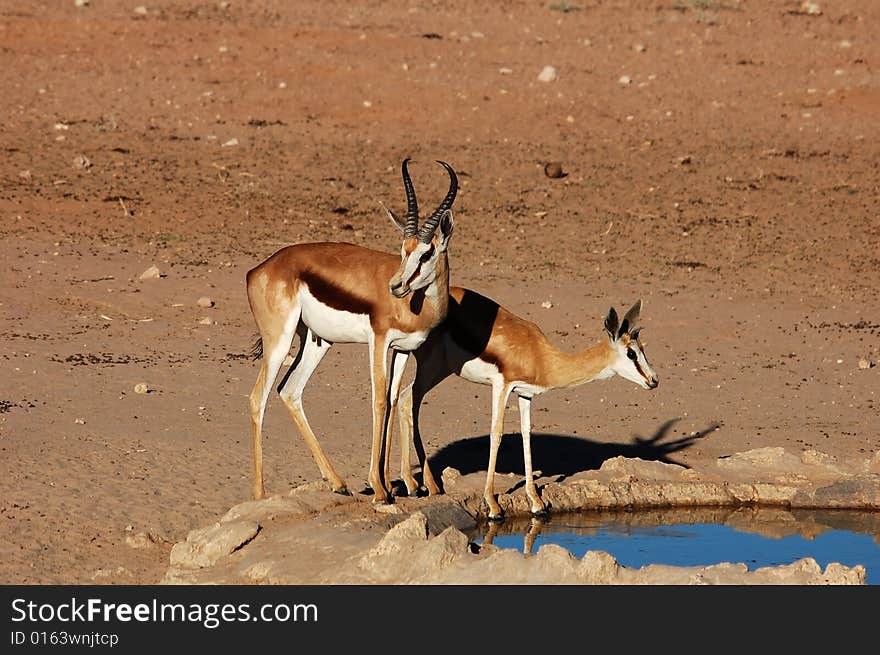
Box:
[417,160,458,243]
[401,158,419,239]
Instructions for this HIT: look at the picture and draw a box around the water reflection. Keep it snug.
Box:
[473,507,880,584]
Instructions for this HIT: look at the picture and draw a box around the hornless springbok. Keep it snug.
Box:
[246,159,458,502]
[394,289,659,519]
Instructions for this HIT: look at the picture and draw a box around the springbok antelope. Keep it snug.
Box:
[246,158,458,503]
[394,290,659,519]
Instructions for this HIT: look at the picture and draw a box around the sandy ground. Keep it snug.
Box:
[1,0,878,584]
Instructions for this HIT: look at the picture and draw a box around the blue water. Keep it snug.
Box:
[478,512,880,584]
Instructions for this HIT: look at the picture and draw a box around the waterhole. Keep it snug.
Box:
[473,506,880,584]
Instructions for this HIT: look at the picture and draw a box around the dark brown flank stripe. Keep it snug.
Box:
[300,270,373,315]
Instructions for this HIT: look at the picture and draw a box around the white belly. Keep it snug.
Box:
[459,357,502,386]
[387,328,429,352]
[298,285,372,343]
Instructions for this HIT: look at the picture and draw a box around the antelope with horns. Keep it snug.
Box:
[246,158,458,502]
[394,290,658,519]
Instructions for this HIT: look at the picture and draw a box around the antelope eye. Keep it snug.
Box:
[419,248,434,262]
[627,349,637,360]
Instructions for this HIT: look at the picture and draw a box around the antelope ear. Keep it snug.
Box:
[381,201,405,234]
[437,209,454,250]
[618,299,642,338]
[604,307,619,341]
[631,327,642,341]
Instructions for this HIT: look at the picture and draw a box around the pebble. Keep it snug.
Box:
[858,359,871,370]
[134,383,149,394]
[221,138,239,147]
[544,161,565,178]
[541,301,553,309]
[133,5,148,15]
[72,154,92,169]
[199,317,214,325]
[619,75,632,85]
[373,504,402,515]
[537,65,557,83]
[197,296,215,308]
[138,265,161,280]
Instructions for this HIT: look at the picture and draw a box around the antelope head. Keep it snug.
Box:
[384,158,457,299]
[604,300,659,390]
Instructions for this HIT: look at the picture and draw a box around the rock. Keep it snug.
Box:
[197,296,215,308]
[373,504,403,515]
[543,161,565,179]
[125,531,166,549]
[198,317,214,325]
[858,359,871,369]
[133,5,148,15]
[169,520,260,569]
[74,0,90,7]
[419,503,478,536]
[221,138,239,147]
[138,265,161,280]
[618,75,632,85]
[72,154,92,169]
[441,466,462,490]
[133,383,149,394]
[537,65,557,83]
[799,1,821,15]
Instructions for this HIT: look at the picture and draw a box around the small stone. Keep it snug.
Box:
[221,138,238,147]
[544,161,565,178]
[133,5,148,15]
[858,359,871,370]
[72,154,92,169]
[74,0,90,7]
[373,504,403,515]
[18,170,31,180]
[199,317,214,325]
[541,301,553,309]
[634,43,646,52]
[800,1,821,15]
[138,265,161,280]
[537,65,558,83]
[74,418,86,424]
[125,531,162,549]
[677,155,692,165]
[618,75,632,85]
[197,296,215,308]
[498,67,513,75]
[134,383,149,394]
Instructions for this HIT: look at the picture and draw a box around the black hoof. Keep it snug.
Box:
[334,487,352,497]
[488,513,505,523]
[532,508,549,518]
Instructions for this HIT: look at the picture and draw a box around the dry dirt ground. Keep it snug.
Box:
[1,0,878,585]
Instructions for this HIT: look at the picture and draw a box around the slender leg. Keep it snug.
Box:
[368,334,391,503]
[248,308,301,500]
[277,326,348,494]
[484,382,511,520]
[523,517,545,555]
[518,395,547,515]
[399,345,450,496]
[383,349,408,495]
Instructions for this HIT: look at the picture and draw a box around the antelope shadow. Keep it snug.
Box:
[423,418,719,484]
